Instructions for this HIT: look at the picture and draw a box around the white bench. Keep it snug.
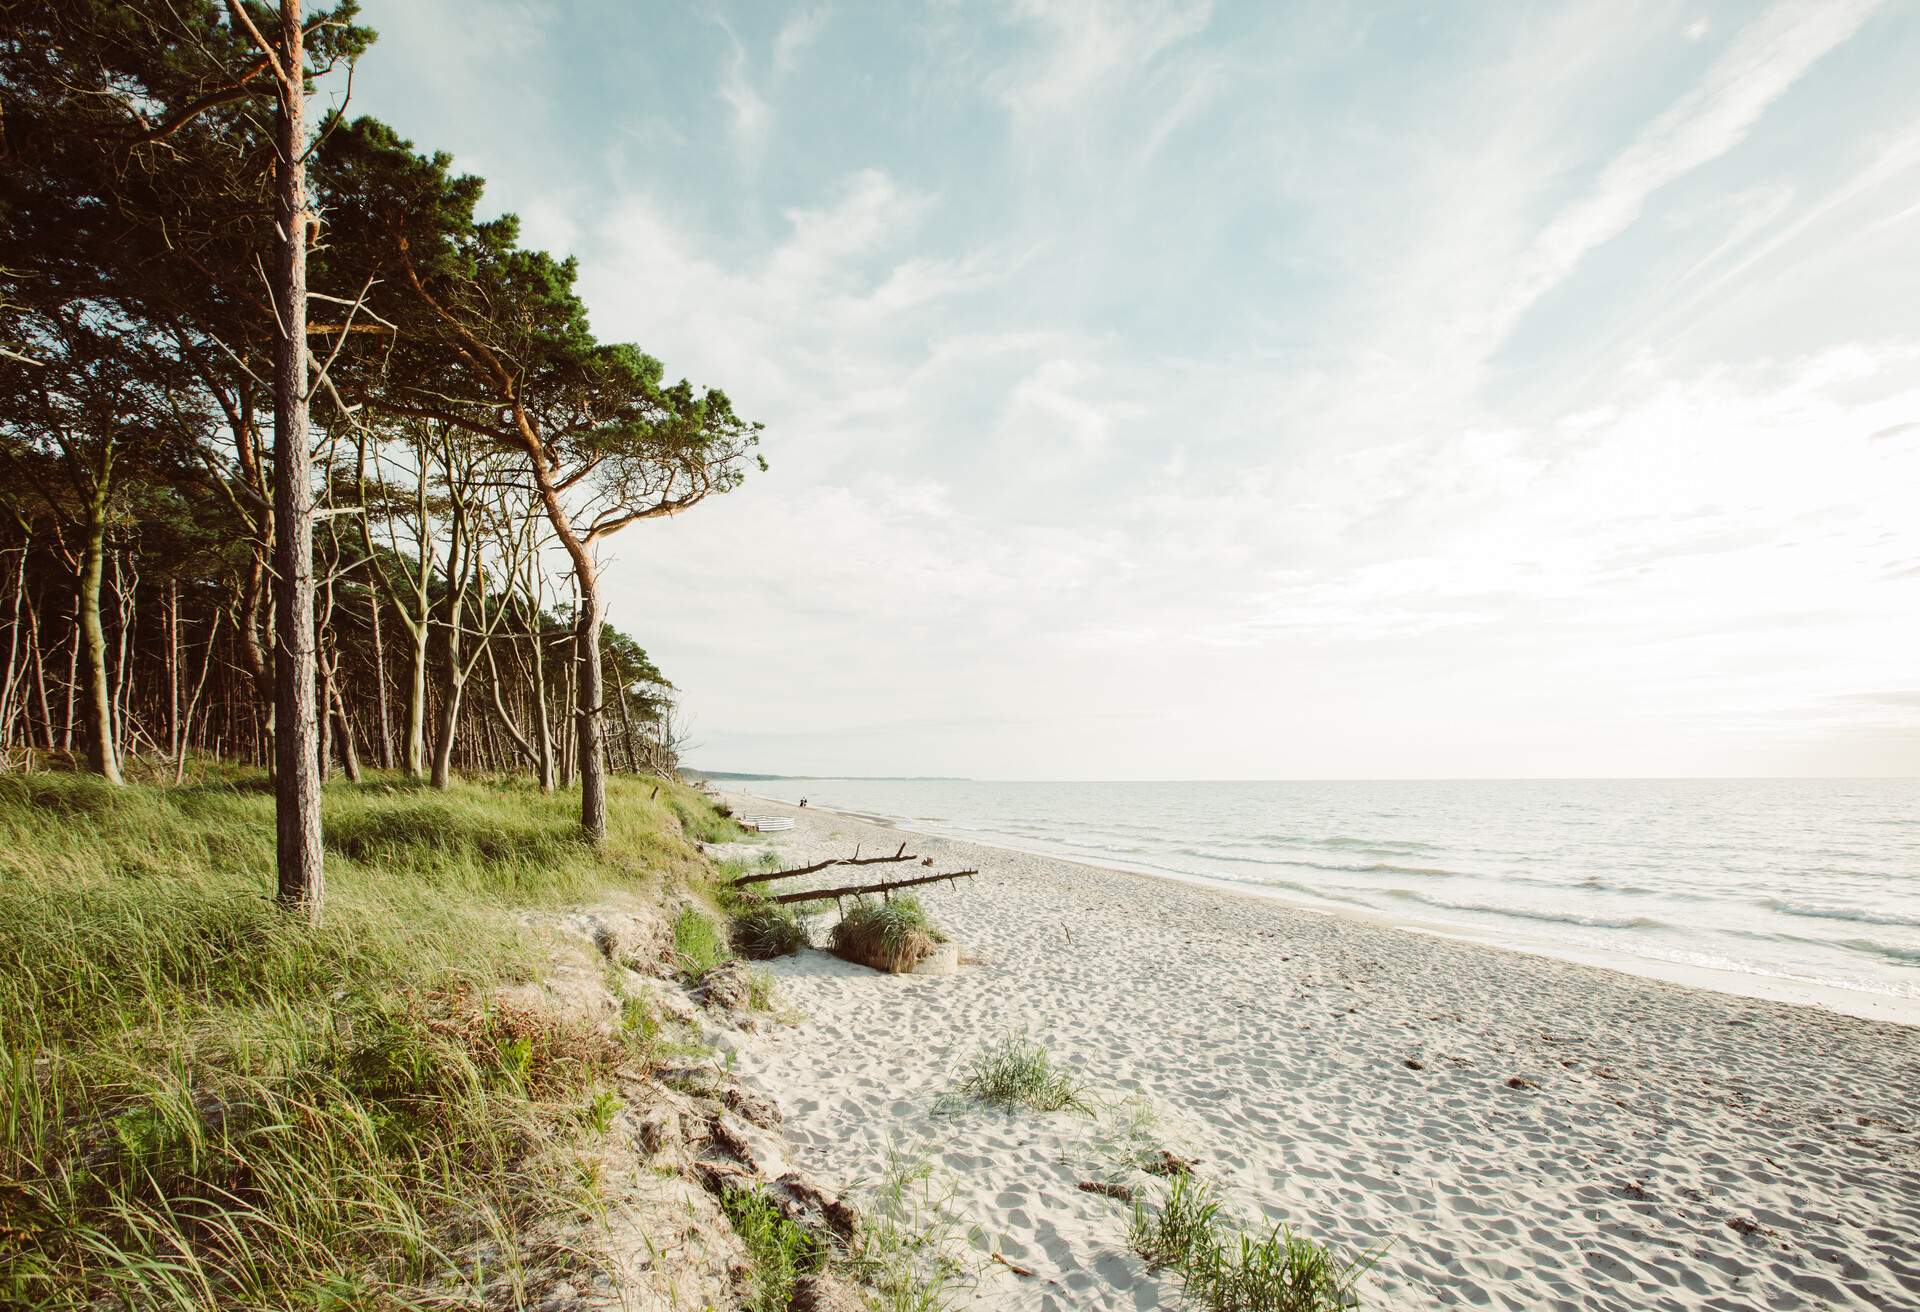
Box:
[739,816,794,832]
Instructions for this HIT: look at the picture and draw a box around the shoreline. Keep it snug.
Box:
[724,792,1920,1311]
[733,786,1920,1028]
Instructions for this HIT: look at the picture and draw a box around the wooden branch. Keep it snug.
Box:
[731,842,914,887]
[768,869,976,905]
[129,56,275,145]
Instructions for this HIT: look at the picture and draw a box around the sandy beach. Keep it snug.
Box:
[722,793,1920,1312]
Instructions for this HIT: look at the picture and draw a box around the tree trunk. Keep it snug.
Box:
[0,545,24,748]
[368,583,393,768]
[61,588,78,753]
[167,578,181,759]
[609,648,641,774]
[532,625,554,792]
[110,551,133,764]
[28,586,54,750]
[403,620,428,777]
[329,677,362,783]
[315,653,330,784]
[78,477,122,784]
[238,552,274,766]
[269,0,323,921]
[176,608,221,785]
[559,635,575,789]
[430,672,464,788]
[428,512,467,789]
[574,576,606,842]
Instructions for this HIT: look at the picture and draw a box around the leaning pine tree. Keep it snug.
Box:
[319,119,763,842]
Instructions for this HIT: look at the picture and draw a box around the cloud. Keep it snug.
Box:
[991,0,1213,122]
[773,6,831,77]
[1493,0,1882,351]
[344,0,1920,777]
[716,22,770,156]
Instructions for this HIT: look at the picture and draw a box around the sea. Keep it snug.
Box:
[735,777,1920,1019]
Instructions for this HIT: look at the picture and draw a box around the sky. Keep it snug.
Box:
[344,0,1920,781]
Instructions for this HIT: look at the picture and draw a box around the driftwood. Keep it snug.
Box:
[732,842,918,888]
[768,868,977,905]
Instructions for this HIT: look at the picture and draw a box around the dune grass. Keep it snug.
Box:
[845,1149,981,1312]
[719,1182,825,1312]
[671,904,732,978]
[1130,1175,1374,1311]
[0,766,738,1311]
[729,898,810,959]
[950,1030,1091,1115]
[827,894,944,973]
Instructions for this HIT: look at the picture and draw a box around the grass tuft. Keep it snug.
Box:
[719,1182,824,1312]
[845,1149,979,1312]
[951,1030,1091,1115]
[671,905,732,978]
[1129,1175,1375,1311]
[827,895,944,974]
[730,898,810,960]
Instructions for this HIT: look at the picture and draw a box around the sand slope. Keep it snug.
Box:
[725,797,1920,1311]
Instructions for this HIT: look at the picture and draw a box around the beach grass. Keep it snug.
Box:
[671,903,732,977]
[828,894,944,973]
[0,766,736,1311]
[846,1149,980,1312]
[1130,1175,1373,1311]
[952,1030,1092,1115]
[719,1181,825,1311]
[731,897,811,959]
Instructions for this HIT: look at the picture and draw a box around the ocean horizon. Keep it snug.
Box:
[731,775,1920,1019]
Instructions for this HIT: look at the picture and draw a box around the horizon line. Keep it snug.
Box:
[690,769,1920,785]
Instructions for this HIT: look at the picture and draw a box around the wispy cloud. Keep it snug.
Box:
[715,20,770,157]
[991,0,1213,121]
[1493,0,1883,353]
[346,0,1920,777]
[773,6,831,78]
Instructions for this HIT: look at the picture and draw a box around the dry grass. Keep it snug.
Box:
[827,895,943,973]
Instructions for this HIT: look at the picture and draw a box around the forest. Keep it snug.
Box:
[0,1,763,906]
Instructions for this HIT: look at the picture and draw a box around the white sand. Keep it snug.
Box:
[723,795,1920,1312]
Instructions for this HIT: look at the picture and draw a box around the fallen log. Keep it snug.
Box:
[733,842,918,888]
[768,868,978,905]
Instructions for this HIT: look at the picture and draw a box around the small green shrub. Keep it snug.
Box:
[952,1031,1090,1114]
[671,905,731,977]
[720,1183,823,1312]
[828,895,944,973]
[732,899,810,959]
[1129,1175,1374,1311]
